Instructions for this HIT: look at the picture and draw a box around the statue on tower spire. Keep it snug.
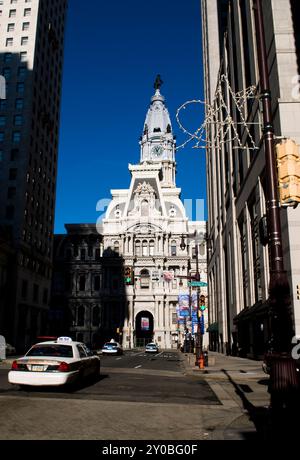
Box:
[154,74,163,91]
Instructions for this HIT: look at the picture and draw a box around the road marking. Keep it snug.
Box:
[116,358,122,361]
[134,365,142,369]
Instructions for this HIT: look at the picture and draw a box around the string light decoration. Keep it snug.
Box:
[176,74,261,152]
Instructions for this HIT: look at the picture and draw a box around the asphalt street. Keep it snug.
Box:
[0,350,266,440]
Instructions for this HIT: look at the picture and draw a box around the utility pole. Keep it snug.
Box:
[253,0,299,412]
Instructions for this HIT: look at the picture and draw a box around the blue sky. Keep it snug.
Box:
[54,0,206,234]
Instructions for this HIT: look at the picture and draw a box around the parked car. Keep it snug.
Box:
[145,343,159,354]
[101,341,123,355]
[8,336,100,388]
[6,343,16,356]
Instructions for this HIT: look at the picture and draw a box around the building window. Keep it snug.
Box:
[135,240,141,256]
[140,269,150,289]
[7,187,16,198]
[9,10,16,18]
[142,240,148,257]
[92,306,100,327]
[23,22,30,31]
[4,53,12,63]
[77,306,85,327]
[94,275,100,291]
[3,67,12,79]
[15,98,24,110]
[7,23,15,32]
[149,240,155,256]
[95,248,100,260]
[18,67,27,79]
[33,284,39,302]
[24,8,31,16]
[79,275,85,291]
[171,241,177,256]
[21,36,28,46]
[6,38,13,47]
[11,149,18,160]
[17,82,25,93]
[80,248,86,261]
[6,205,14,219]
[0,116,6,127]
[12,131,21,143]
[9,168,17,180]
[14,115,23,126]
[0,100,6,110]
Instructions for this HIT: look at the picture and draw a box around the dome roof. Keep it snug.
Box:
[143,89,173,137]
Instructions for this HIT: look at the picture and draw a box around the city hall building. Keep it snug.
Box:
[100,81,208,350]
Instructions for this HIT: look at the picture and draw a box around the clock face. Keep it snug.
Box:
[151,145,163,158]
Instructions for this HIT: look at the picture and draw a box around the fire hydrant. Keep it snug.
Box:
[199,353,205,369]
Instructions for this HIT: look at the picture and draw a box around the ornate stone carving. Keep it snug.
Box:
[129,181,161,218]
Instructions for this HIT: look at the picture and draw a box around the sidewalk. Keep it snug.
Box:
[181,351,271,440]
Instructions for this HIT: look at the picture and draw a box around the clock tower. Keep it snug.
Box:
[101,76,207,351]
[140,77,176,188]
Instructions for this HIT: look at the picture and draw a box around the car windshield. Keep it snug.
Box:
[147,344,156,347]
[104,343,117,348]
[26,345,74,358]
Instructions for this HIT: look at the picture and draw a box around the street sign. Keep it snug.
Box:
[188,281,208,287]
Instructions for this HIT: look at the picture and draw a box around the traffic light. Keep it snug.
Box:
[200,295,206,311]
[297,285,300,301]
[124,266,134,285]
[276,138,300,207]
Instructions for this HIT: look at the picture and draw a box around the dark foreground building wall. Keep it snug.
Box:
[51,224,127,349]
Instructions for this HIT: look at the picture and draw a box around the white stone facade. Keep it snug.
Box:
[101,85,207,349]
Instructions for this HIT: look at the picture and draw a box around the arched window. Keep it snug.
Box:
[171,240,177,256]
[140,269,150,289]
[77,305,85,327]
[135,240,141,256]
[141,200,149,217]
[142,240,148,256]
[92,305,100,327]
[149,240,155,256]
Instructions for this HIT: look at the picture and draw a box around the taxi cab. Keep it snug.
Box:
[8,337,100,388]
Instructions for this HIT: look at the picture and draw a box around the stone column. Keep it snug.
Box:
[154,299,159,330]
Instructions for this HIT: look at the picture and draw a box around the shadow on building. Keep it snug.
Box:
[50,224,128,350]
[0,54,52,351]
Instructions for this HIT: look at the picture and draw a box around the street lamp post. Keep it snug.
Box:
[194,244,202,367]
[253,0,299,414]
[179,234,203,367]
